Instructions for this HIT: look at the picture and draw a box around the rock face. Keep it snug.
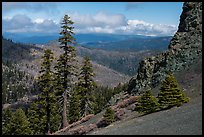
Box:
[127,2,202,95]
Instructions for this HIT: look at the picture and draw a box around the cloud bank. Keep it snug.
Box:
[2,11,177,36]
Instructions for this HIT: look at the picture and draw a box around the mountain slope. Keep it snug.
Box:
[2,38,130,88]
[47,41,165,76]
[81,36,171,52]
[88,96,202,135]
[127,2,202,95]
[76,45,160,76]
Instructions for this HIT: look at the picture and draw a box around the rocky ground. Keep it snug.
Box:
[87,56,202,135]
[88,95,202,135]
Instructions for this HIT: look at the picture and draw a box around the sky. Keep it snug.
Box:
[2,2,183,36]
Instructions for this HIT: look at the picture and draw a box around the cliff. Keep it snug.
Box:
[127,2,202,95]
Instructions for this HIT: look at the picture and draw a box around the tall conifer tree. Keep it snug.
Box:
[78,57,96,117]
[54,14,77,128]
[27,49,60,134]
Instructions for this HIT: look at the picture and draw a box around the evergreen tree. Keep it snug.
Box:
[54,14,77,129]
[157,73,189,109]
[68,88,81,124]
[92,86,115,114]
[3,108,32,135]
[135,90,159,114]
[37,49,54,134]
[27,49,60,134]
[10,108,32,135]
[103,107,116,125]
[2,108,14,135]
[27,101,46,135]
[78,56,96,117]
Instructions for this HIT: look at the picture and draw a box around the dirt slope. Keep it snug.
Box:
[88,58,202,135]
[89,95,202,135]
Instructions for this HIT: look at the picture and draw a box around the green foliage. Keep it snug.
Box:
[78,56,96,116]
[68,89,81,124]
[2,108,32,135]
[157,73,189,109]
[2,108,14,135]
[27,49,61,134]
[11,108,32,135]
[27,101,46,135]
[27,97,60,134]
[103,107,116,125]
[135,90,159,114]
[92,83,126,114]
[113,83,128,94]
[54,14,77,129]
[59,14,75,47]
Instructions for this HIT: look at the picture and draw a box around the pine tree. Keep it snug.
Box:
[3,108,32,135]
[68,88,81,124]
[78,56,96,117]
[27,101,46,135]
[157,73,189,109]
[37,49,54,134]
[103,107,116,125]
[2,108,14,135]
[27,49,60,134]
[10,108,32,135]
[54,14,77,129]
[135,90,159,114]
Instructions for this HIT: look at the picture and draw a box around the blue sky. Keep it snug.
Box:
[2,2,183,36]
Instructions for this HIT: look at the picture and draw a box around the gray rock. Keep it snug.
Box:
[127,2,202,95]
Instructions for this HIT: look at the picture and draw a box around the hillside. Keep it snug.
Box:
[53,55,202,135]
[81,36,171,52]
[51,2,202,135]
[2,38,130,90]
[88,96,202,135]
[96,2,202,135]
[47,41,164,76]
[127,2,202,95]
[87,58,202,135]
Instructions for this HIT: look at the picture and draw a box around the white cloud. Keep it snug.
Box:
[3,14,59,34]
[68,12,177,36]
[75,26,114,34]
[2,12,177,36]
[118,19,177,36]
[34,18,44,23]
[69,11,126,28]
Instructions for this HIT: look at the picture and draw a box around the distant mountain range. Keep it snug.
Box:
[3,32,171,49]
[3,32,171,76]
[80,36,172,51]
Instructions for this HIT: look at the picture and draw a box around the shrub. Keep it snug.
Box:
[135,90,159,114]
[103,107,116,125]
[157,73,189,109]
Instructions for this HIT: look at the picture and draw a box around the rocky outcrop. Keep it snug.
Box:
[127,2,202,95]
